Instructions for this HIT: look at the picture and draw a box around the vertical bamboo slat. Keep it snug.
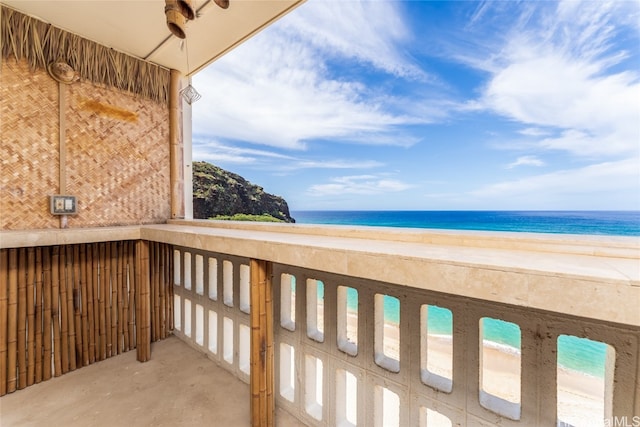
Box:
[111,242,118,355]
[116,242,124,354]
[0,249,8,396]
[26,248,36,386]
[93,243,101,361]
[67,245,77,370]
[17,249,27,389]
[135,240,151,362]
[169,245,174,332]
[148,243,154,342]
[7,249,18,392]
[51,246,62,377]
[88,244,98,363]
[34,248,43,384]
[80,244,89,366]
[153,243,160,342]
[42,248,52,381]
[59,246,69,374]
[159,243,166,339]
[104,243,112,358]
[128,242,136,350]
[122,242,130,351]
[98,243,106,361]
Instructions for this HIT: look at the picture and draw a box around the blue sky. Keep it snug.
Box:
[192,0,640,211]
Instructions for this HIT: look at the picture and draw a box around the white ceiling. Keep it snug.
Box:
[1,0,304,76]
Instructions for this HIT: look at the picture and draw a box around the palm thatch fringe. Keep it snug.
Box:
[1,6,170,104]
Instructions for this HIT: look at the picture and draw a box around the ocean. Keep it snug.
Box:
[291,210,640,236]
[291,210,640,377]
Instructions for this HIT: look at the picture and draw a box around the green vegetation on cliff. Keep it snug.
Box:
[193,161,294,223]
[210,213,285,222]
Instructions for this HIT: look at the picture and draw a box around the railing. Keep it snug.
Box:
[166,223,639,427]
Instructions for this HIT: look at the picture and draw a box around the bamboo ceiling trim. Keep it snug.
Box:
[1,6,170,104]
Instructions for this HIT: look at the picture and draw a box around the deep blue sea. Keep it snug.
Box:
[292,211,640,377]
[291,210,640,236]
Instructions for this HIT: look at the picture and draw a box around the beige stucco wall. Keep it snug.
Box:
[0,59,170,230]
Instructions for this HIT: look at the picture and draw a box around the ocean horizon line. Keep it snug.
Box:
[290,210,640,237]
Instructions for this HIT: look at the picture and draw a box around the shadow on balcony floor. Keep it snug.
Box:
[0,335,306,427]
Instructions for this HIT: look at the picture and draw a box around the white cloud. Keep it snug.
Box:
[518,127,551,137]
[193,139,382,171]
[307,174,412,196]
[193,0,430,150]
[281,0,424,79]
[471,157,640,209]
[506,156,545,169]
[478,1,640,158]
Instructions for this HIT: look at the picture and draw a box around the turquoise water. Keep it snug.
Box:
[292,210,640,236]
[363,291,607,377]
[292,210,634,378]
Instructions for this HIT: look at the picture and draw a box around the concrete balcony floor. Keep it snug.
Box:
[0,336,305,427]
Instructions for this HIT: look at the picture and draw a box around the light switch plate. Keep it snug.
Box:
[50,195,77,215]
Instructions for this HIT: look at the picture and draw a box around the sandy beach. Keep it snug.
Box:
[345,313,604,426]
[302,298,605,425]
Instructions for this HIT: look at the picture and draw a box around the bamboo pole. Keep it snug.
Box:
[123,242,130,351]
[104,242,112,358]
[42,248,52,381]
[0,249,8,396]
[148,243,154,342]
[92,243,101,361]
[135,240,151,362]
[79,244,89,366]
[250,259,274,427]
[135,241,141,358]
[258,265,267,424]
[7,249,18,392]
[17,249,27,390]
[143,241,150,359]
[110,242,118,355]
[26,248,36,386]
[51,246,62,377]
[170,69,184,219]
[67,245,78,370]
[265,261,274,427]
[159,244,166,339]
[87,244,97,363]
[98,243,107,361]
[153,242,161,342]
[127,242,136,350]
[250,258,260,427]
[116,242,124,354]
[59,246,69,374]
[34,248,43,383]
[167,244,174,333]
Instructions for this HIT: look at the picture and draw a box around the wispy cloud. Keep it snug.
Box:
[193,138,382,171]
[281,1,425,79]
[307,174,412,196]
[506,155,545,169]
[477,1,640,158]
[518,127,550,137]
[193,0,432,150]
[471,158,640,209]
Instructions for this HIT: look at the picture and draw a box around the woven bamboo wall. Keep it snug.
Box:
[1,59,60,230]
[0,59,170,230]
[0,241,173,396]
